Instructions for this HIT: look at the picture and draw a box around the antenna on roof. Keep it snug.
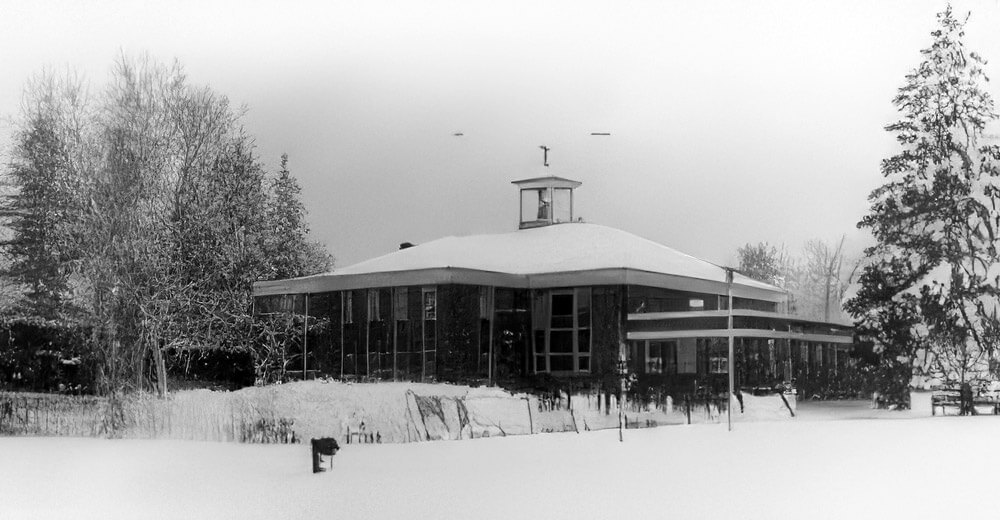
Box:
[539,145,550,167]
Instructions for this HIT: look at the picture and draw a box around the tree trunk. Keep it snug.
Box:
[152,346,168,397]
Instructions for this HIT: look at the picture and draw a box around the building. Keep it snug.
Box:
[253,176,855,401]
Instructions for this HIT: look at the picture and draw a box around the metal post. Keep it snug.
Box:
[366,291,371,378]
[392,288,398,381]
[726,268,734,432]
[339,292,345,380]
[303,294,309,380]
[487,286,495,385]
[619,286,628,442]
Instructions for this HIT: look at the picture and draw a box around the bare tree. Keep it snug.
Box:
[802,236,849,322]
[4,55,332,396]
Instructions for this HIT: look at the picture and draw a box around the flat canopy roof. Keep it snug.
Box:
[511,176,582,190]
[254,223,787,302]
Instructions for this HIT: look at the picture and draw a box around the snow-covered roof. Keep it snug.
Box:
[511,175,582,189]
[255,223,786,302]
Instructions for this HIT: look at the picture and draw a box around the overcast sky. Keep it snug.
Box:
[3,0,1000,269]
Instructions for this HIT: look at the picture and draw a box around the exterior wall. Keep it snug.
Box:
[627,337,729,400]
[305,292,338,376]
[588,285,626,393]
[628,286,723,313]
[254,282,863,399]
[626,335,862,402]
[437,285,483,382]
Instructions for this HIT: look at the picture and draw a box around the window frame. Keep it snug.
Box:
[342,291,354,325]
[367,289,381,322]
[393,287,408,321]
[534,288,592,374]
[709,355,728,374]
[422,288,437,321]
[645,340,678,375]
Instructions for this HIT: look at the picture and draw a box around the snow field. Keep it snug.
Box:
[1,413,997,520]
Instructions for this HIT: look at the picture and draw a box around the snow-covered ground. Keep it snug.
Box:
[3,400,997,519]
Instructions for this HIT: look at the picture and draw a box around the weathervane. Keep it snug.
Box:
[539,145,550,167]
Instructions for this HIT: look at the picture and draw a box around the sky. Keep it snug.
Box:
[3,0,1000,269]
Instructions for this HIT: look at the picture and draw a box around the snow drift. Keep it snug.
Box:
[1,381,794,443]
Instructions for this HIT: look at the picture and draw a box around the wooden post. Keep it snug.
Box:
[525,396,534,434]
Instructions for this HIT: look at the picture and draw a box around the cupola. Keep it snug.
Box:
[512,176,582,229]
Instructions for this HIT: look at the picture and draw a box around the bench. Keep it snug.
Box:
[932,391,1000,416]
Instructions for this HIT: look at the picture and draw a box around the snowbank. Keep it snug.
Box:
[2,382,795,444]
[2,413,998,520]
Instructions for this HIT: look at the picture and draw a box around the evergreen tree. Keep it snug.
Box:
[1,73,90,319]
[846,7,1000,408]
[264,154,333,279]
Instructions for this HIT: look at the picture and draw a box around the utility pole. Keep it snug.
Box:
[618,287,628,442]
[726,268,734,432]
[539,145,550,167]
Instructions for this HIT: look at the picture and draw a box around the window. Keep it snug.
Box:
[781,340,792,381]
[645,341,677,375]
[393,288,408,321]
[647,342,663,374]
[677,338,697,373]
[520,188,549,223]
[479,286,493,319]
[423,289,437,320]
[552,187,572,223]
[422,287,437,378]
[768,339,776,378]
[709,356,728,374]
[367,290,380,322]
[342,292,353,324]
[534,288,591,373]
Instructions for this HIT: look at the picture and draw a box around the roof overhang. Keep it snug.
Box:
[253,267,786,302]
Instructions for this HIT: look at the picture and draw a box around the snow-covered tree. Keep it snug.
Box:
[264,154,332,280]
[3,56,332,395]
[1,72,91,320]
[737,242,786,286]
[846,7,1000,408]
[801,236,851,323]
